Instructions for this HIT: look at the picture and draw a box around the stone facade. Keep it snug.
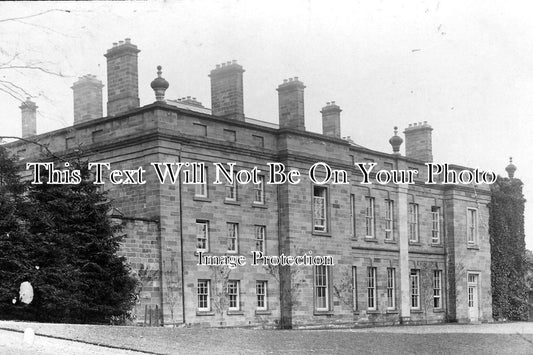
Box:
[5,40,493,328]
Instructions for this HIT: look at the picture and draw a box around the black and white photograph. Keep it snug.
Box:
[0,1,532,354]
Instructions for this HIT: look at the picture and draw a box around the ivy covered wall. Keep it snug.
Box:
[489,175,528,320]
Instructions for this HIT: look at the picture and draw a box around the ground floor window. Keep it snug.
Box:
[387,268,396,309]
[315,265,329,311]
[256,281,267,310]
[197,280,210,311]
[367,267,377,310]
[227,280,240,311]
[433,270,442,309]
[410,269,420,309]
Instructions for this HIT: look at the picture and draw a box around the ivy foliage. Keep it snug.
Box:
[489,175,528,320]
[0,146,138,323]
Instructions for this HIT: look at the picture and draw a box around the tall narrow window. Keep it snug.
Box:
[315,265,329,311]
[196,221,209,252]
[254,225,266,253]
[385,200,394,240]
[352,266,358,311]
[387,268,396,309]
[350,194,356,238]
[408,203,419,242]
[410,269,420,309]
[434,270,442,309]
[313,187,327,232]
[227,280,240,311]
[467,208,478,245]
[225,173,236,201]
[365,197,375,237]
[227,222,238,253]
[256,281,267,310]
[253,175,265,204]
[431,206,441,244]
[367,267,377,310]
[197,280,210,311]
[195,165,208,198]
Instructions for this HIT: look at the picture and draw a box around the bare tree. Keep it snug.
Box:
[0,9,71,103]
[208,264,232,324]
[332,265,354,307]
[162,256,182,326]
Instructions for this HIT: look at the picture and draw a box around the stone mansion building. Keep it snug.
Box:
[5,39,493,328]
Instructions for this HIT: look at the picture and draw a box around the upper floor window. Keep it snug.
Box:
[254,225,266,253]
[385,199,394,240]
[196,220,209,252]
[467,208,478,245]
[253,175,265,204]
[313,186,328,232]
[408,203,419,242]
[195,165,208,198]
[431,206,441,244]
[227,222,238,253]
[350,194,356,238]
[225,173,236,201]
[365,197,375,238]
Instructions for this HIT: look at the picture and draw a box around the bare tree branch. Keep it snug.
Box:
[0,65,65,77]
[0,86,24,103]
[0,79,33,98]
[0,136,67,163]
[0,9,71,23]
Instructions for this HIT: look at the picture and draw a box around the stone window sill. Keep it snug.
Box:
[255,310,271,315]
[433,309,445,313]
[467,244,480,250]
[384,239,397,244]
[312,232,332,237]
[227,310,244,316]
[364,237,378,243]
[252,203,268,209]
[224,200,240,206]
[367,310,380,314]
[196,310,215,316]
[409,242,421,246]
[386,309,399,314]
[193,196,211,202]
[313,310,334,316]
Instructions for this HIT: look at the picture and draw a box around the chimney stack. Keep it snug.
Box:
[104,38,140,116]
[209,60,245,121]
[277,77,306,130]
[71,74,104,124]
[321,101,341,138]
[20,98,37,138]
[404,121,433,162]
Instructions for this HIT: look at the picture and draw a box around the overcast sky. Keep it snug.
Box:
[1,0,532,248]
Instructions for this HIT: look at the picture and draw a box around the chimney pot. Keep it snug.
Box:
[321,101,341,138]
[404,122,433,162]
[72,74,104,124]
[104,38,140,116]
[277,78,306,130]
[20,98,37,138]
